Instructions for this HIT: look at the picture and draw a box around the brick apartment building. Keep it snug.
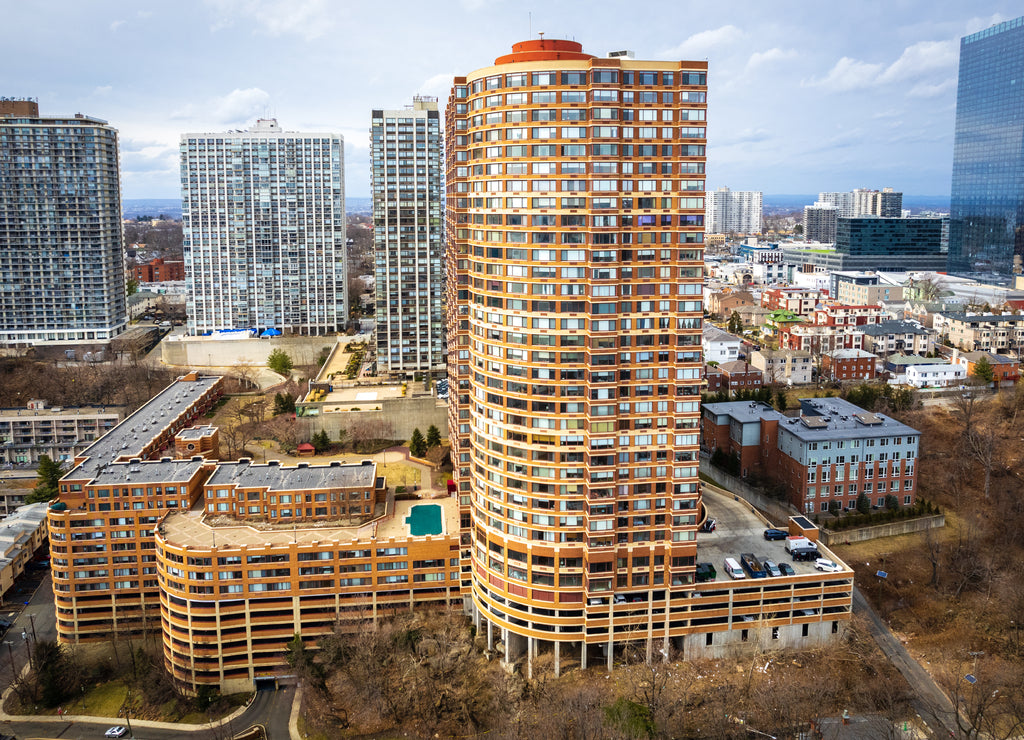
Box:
[822,348,877,381]
[702,398,920,514]
[133,257,185,283]
[761,287,826,316]
[705,360,764,394]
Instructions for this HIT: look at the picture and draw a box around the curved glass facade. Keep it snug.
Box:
[948,15,1024,276]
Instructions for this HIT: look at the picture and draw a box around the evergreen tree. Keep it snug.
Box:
[311,430,330,453]
[727,310,743,334]
[774,388,789,411]
[856,492,871,515]
[972,355,995,384]
[26,455,62,503]
[267,348,294,376]
[409,428,427,458]
[425,424,442,448]
[273,392,296,416]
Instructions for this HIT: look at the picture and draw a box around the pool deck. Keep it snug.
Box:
[160,496,459,550]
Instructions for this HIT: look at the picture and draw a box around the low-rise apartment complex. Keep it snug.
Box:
[0,402,123,466]
[934,312,1024,355]
[702,398,920,514]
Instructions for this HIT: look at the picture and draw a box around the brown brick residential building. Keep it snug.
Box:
[822,348,877,381]
[702,398,920,514]
[134,257,185,283]
[705,360,763,394]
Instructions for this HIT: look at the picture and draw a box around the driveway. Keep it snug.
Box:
[852,586,957,738]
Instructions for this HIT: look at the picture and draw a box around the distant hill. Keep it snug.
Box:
[123,199,182,220]
[124,198,375,220]
[764,194,950,214]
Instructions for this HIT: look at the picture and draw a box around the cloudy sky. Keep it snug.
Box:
[5,0,1019,200]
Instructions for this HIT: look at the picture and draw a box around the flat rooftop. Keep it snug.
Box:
[159,496,459,550]
[74,375,221,476]
[704,398,919,442]
[177,425,217,440]
[206,459,379,491]
[698,486,849,584]
[85,458,207,486]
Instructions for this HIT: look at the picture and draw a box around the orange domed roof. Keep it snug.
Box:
[495,39,595,65]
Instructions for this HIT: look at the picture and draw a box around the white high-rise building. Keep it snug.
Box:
[0,100,128,345]
[371,99,444,376]
[706,186,762,234]
[818,188,902,220]
[181,119,346,335]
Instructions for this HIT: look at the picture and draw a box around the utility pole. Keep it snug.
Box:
[28,613,37,644]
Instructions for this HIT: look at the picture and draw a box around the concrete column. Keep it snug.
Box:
[487,619,494,651]
[474,603,481,633]
[581,641,587,670]
[554,641,561,677]
[527,636,534,680]
[505,630,527,663]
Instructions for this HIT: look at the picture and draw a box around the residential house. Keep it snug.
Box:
[750,349,813,385]
[822,349,877,382]
[703,325,743,364]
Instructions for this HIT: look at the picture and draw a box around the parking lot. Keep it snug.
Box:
[698,486,846,583]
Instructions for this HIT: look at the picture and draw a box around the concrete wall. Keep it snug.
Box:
[308,396,449,442]
[162,336,336,368]
[682,619,844,660]
[818,514,945,546]
[699,457,799,528]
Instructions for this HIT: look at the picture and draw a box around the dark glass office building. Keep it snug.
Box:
[947,16,1024,276]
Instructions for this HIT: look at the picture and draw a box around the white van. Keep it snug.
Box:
[723,557,746,580]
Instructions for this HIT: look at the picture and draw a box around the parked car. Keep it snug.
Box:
[105,728,128,738]
[791,548,819,562]
[779,562,796,576]
[700,517,717,533]
[814,558,842,573]
[763,559,782,577]
[763,528,787,541]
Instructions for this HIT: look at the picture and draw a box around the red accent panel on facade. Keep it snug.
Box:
[495,39,595,64]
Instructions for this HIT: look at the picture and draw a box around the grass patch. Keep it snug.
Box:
[381,462,420,488]
[82,680,128,717]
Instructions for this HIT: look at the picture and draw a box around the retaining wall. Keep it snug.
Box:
[698,458,799,527]
[818,514,945,546]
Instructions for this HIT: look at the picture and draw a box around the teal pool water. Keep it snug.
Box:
[406,503,443,536]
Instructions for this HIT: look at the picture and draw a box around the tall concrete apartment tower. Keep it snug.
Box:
[371,99,445,376]
[947,15,1024,276]
[705,186,762,234]
[0,99,128,346]
[181,119,346,335]
[446,40,706,670]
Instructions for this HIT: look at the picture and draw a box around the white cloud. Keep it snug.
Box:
[213,88,271,123]
[907,77,956,98]
[418,72,458,99]
[877,39,957,84]
[803,56,885,91]
[205,0,335,40]
[110,19,125,32]
[745,48,797,71]
[662,25,743,59]
[93,85,113,96]
[171,88,271,125]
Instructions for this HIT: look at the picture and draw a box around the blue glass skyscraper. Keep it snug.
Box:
[947,16,1024,276]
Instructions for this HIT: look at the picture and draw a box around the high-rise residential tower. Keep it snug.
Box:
[446,40,706,667]
[372,99,445,375]
[947,16,1024,276]
[181,119,346,335]
[803,202,838,243]
[0,99,128,345]
[705,186,762,234]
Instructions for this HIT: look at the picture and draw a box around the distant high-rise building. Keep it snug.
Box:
[705,186,761,234]
[818,188,901,220]
[948,15,1024,275]
[371,99,445,376]
[181,120,346,335]
[803,202,838,243]
[0,100,128,345]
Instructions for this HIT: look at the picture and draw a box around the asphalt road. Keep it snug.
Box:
[1,570,58,680]
[1,685,294,740]
[851,586,957,739]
